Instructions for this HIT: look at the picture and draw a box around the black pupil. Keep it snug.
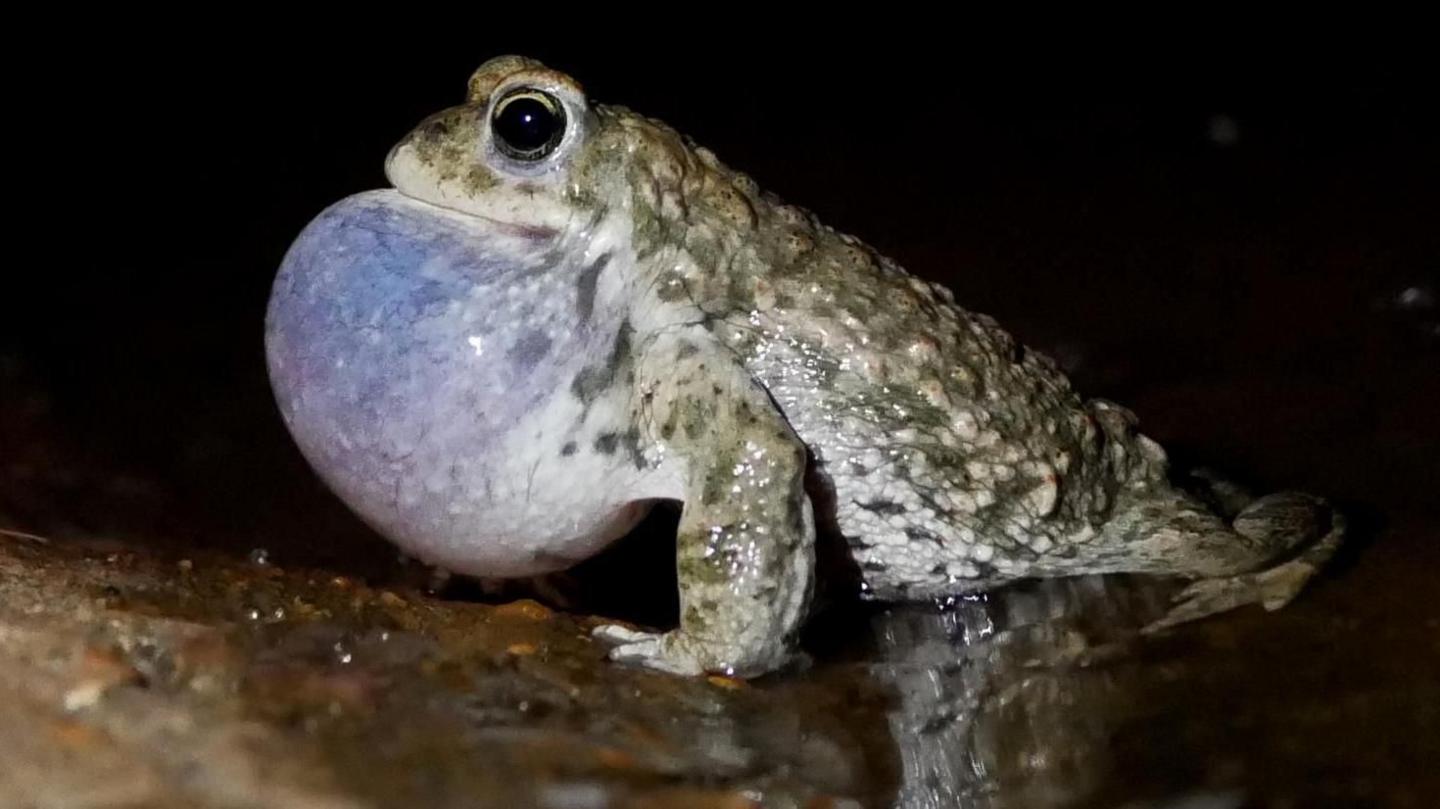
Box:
[494,95,560,156]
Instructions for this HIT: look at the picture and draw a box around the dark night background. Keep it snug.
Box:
[3,30,1436,591]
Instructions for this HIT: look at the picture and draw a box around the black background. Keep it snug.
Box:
[4,27,1436,583]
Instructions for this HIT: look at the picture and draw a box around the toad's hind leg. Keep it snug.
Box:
[1139,491,1345,632]
[1031,481,1343,630]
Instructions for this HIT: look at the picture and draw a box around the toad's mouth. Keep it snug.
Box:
[382,140,566,243]
[384,182,563,244]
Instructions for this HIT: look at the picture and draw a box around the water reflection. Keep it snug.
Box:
[854,575,1209,808]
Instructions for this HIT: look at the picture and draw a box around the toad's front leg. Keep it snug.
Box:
[594,330,815,677]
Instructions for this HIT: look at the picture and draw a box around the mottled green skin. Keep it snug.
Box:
[378,56,1344,677]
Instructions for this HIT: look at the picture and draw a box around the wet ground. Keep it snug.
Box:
[3,39,1437,808]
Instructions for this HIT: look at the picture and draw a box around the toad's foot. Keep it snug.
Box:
[592,624,799,677]
[592,625,704,676]
[1142,558,1321,633]
[1143,492,1344,634]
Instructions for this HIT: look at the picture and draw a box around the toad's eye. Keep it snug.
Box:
[490,89,566,161]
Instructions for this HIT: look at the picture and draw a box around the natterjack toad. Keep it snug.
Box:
[264,57,1344,677]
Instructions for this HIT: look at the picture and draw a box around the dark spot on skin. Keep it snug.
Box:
[857,499,906,516]
[570,320,634,406]
[574,254,610,323]
[505,222,561,242]
[507,329,553,368]
[914,490,952,520]
[676,342,700,360]
[618,426,647,470]
[570,367,605,403]
[682,411,705,440]
[593,433,620,454]
[560,441,577,457]
[421,119,451,141]
[610,323,634,367]
[862,560,889,572]
[904,526,944,546]
[463,166,499,194]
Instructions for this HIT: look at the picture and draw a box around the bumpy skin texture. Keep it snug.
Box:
[265,56,1343,677]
